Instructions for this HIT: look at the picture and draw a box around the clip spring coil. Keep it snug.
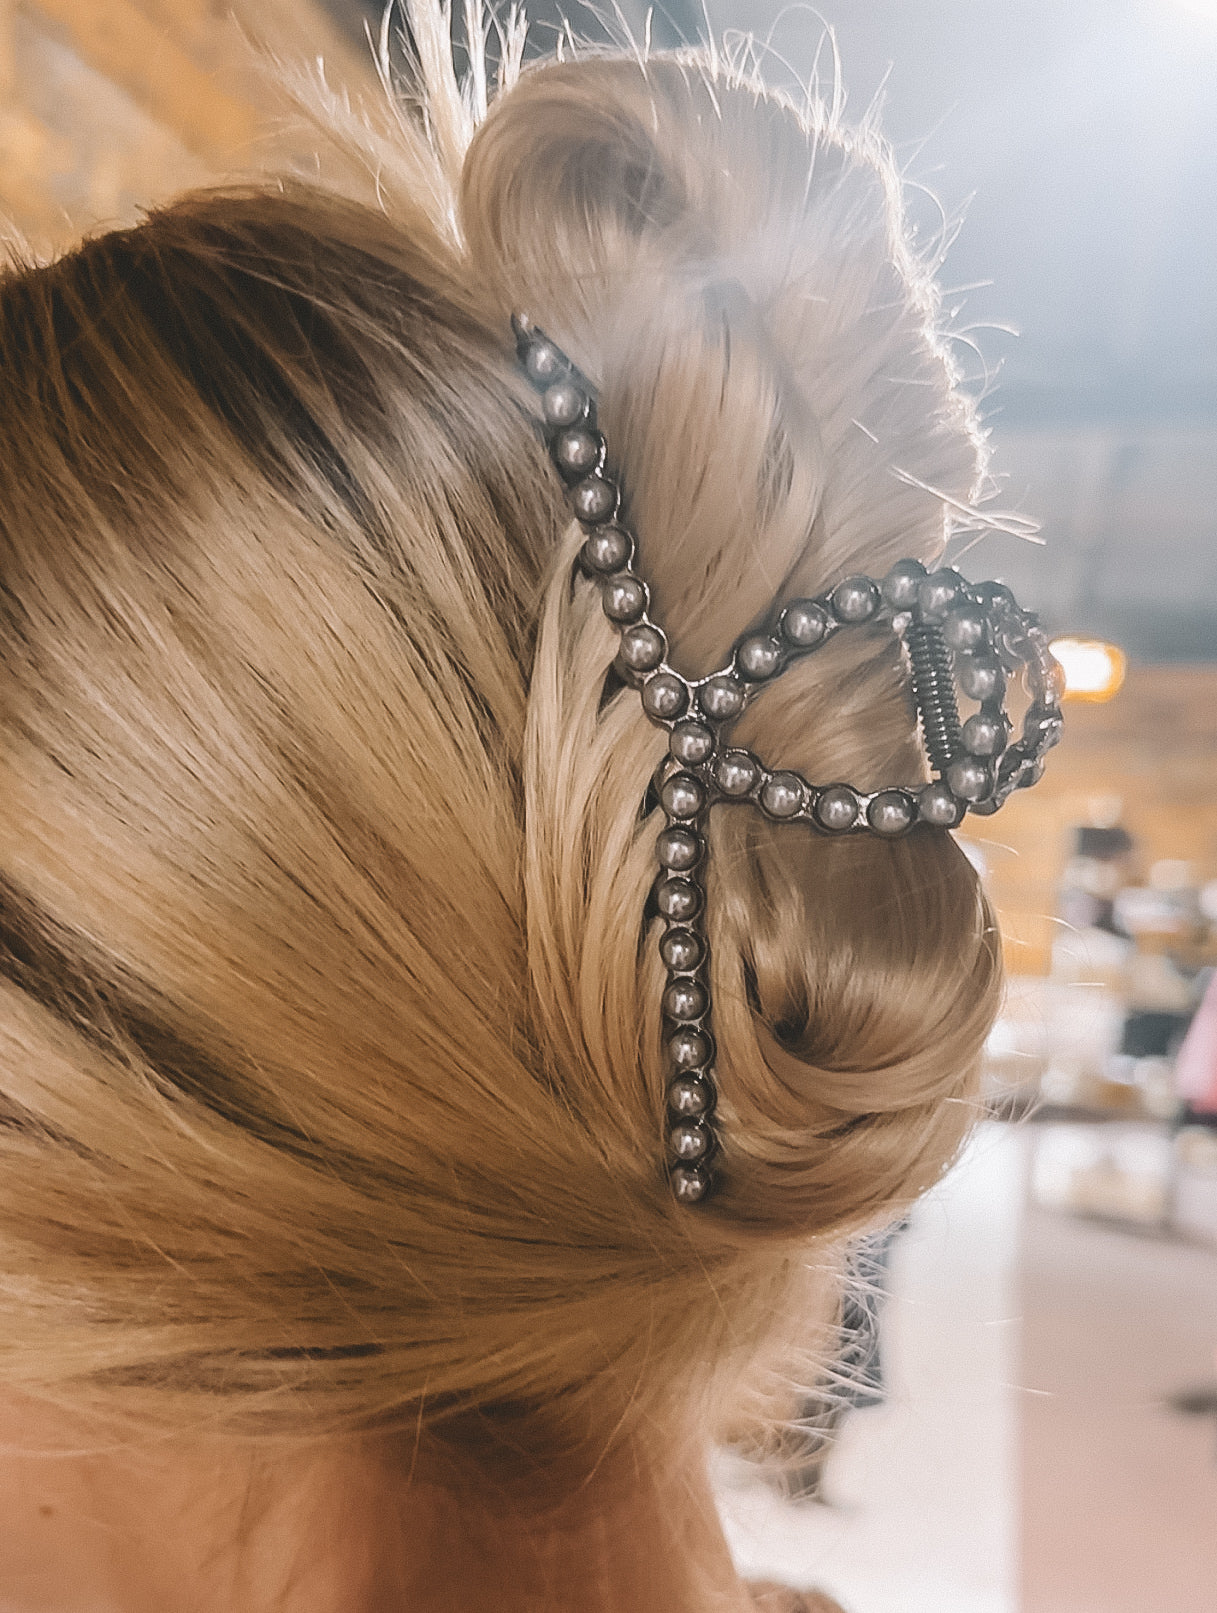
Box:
[906,621,962,774]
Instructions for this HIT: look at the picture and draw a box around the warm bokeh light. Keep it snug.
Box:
[1048,637,1128,702]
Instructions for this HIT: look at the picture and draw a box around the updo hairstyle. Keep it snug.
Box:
[0,10,1000,1457]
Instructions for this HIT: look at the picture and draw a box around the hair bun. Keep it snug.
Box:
[462,57,985,669]
[473,55,1001,1242]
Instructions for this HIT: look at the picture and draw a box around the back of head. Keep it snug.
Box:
[0,7,1000,1475]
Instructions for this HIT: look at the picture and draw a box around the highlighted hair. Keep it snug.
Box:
[0,5,999,1451]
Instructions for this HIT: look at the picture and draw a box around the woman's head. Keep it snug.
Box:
[0,16,1000,1467]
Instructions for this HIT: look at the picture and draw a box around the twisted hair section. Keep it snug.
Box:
[466,56,1001,1231]
[0,9,1000,1449]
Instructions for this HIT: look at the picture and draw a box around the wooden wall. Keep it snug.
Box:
[962,666,1217,975]
[0,0,376,253]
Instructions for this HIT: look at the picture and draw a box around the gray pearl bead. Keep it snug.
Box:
[917,569,964,623]
[780,600,830,649]
[760,772,806,819]
[1040,654,1067,706]
[955,654,1005,703]
[973,580,1016,614]
[656,877,701,922]
[542,378,585,428]
[571,475,618,524]
[866,789,916,836]
[659,772,706,819]
[670,1027,711,1070]
[831,576,880,623]
[656,825,702,871]
[660,928,703,971]
[581,526,632,574]
[736,634,783,681]
[700,675,745,722]
[642,672,689,721]
[918,781,964,826]
[669,1121,711,1162]
[1023,703,1064,751]
[663,979,708,1022]
[669,721,715,766]
[815,784,860,831]
[997,743,1031,785]
[668,1072,712,1117]
[671,1165,710,1204]
[1017,757,1046,788]
[619,624,667,672]
[996,622,1032,668]
[602,574,648,623]
[946,755,994,802]
[524,339,565,385]
[714,749,761,797]
[961,711,1009,757]
[943,609,987,653]
[881,558,928,610]
[554,426,603,479]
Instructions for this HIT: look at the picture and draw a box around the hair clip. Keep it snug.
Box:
[514,315,1063,1204]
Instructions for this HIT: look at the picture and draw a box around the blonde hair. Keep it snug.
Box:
[0,8,1000,1456]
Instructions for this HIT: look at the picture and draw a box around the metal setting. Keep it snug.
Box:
[514,315,1063,1206]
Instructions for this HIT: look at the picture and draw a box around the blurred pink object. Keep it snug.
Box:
[1176,973,1217,1114]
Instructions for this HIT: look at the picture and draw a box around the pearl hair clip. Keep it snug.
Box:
[514,315,1063,1205]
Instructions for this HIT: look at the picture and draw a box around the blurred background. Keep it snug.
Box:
[1,3,1214,1610]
